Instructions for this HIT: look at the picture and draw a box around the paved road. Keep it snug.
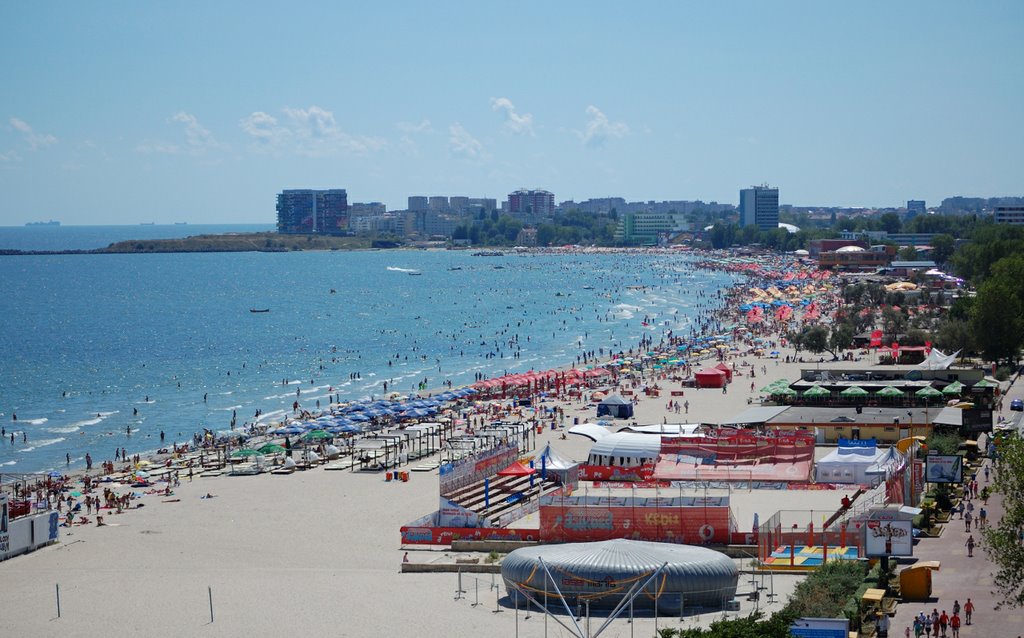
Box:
[889,372,1024,637]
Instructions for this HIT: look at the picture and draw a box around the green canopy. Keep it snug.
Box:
[942,381,964,395]
[915,386,943,398]
[230,448,261,458]
[772,386,798,396]
[802,385,831,398]
[840,386,869,397]
[303,429,334,441]
[257,443,287,454]
[973,379,996,388]
[761,380,790,393]
[876,386,906,398]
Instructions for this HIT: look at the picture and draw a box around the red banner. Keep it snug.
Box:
[578,464,654,482]
[540,501,732,544]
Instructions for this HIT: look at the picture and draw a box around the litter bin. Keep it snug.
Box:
[574,417,579,425]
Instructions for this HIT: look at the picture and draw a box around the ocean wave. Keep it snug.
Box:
[0,460,15,466]
[19,437,65,452]
[19,417,49,425]
[386,266,418,273]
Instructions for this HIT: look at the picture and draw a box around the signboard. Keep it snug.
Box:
[925,454,963,483]
[0,495,8,555]
[838,438,877,448]
[863,519,913,557]
[791,617,850,638]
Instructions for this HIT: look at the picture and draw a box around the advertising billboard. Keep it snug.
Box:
[925,454,963,484]
[863,519,913,557]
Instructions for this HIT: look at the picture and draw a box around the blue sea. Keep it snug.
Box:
[0,223,274,252]
[0,227,736,474]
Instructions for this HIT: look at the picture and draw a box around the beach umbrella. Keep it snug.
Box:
[304,429,333,441]
[48,470,63,478]
[972,379,996,389]
[915,386,943,399]
[802,385,831,398]
[942,381,964,395]
[840,386,869,397]
[257,443,286,454]
[772,386,798,396]
[230,448,261,458]
[876,386,905,398]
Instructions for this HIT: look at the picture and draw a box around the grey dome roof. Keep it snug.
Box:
[502,539,738,613]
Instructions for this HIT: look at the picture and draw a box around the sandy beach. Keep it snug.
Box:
[0,255,879,636]
[0,336,880,637]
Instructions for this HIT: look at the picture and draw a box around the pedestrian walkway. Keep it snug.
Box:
[889,458,1024,637]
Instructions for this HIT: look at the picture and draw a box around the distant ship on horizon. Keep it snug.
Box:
[25,220,60,227]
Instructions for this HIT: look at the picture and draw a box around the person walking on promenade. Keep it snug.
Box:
[913,615,923,638]
[964,510,972,532]
[965,534,975,557]
[931,609,940,638]
[964,598,974,625]
[978,507,987,528]
[939,610,948,637]
[949,612,960,638]
[952,600,960,618]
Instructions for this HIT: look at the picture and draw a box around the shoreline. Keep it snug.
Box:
[4,250,819,487]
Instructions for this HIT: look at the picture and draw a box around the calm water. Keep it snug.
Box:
[0,249,735,473]
[0,223,274,252]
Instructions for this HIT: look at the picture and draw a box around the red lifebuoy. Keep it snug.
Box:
[699,524,715,541]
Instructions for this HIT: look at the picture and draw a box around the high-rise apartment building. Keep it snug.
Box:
[739,185,779,231]
[994,206,1024,224]
[276,189,349,234]
[428,196,449,212]
[408,196,429,212]
[507,188,555,218]
[906,200,926,218]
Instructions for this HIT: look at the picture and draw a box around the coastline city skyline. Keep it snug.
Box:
[2,2,1022,225]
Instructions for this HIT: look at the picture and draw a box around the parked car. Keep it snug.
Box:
[1011,399,1024,411]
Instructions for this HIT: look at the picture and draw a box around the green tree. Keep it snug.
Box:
[879,212,902,234]
[971,278,1023,363]
[897,245,918,261]
[981,435,1024,608]
[931,234,955,264]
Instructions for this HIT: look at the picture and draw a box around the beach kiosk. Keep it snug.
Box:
[899,561,941,601]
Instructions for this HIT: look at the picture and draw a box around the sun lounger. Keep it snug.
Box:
[323,462,348,471]
[270,467,295,475]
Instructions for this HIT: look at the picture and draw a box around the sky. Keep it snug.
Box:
[1,1,1022,225]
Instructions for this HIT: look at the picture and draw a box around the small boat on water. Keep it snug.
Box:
[407,271,422,276]
[250,308,270,313]
[448,267,462,271]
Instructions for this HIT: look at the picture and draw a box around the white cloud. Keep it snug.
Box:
[449,122,484,160]
[490,98,534,136]
[240,105,385,156]
[9,117,57,150]
[171,112,224,153]
[0,149,21,162]
[577,105,628,147]
[135,112,224,156]
[396,119,434,134]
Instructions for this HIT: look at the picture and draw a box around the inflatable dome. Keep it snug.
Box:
[501,539,738,613]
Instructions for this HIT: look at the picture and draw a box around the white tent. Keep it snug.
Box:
[815,442,903,485]
[917,348,959,370]
[538,442,578,470]
[587,432,664,467]
[568,422,612,442]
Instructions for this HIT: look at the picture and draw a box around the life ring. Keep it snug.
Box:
[699,524,715,541]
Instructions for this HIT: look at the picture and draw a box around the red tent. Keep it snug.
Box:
[695,368,727,388]
[497,462,536,477]
[714,362,733,382]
